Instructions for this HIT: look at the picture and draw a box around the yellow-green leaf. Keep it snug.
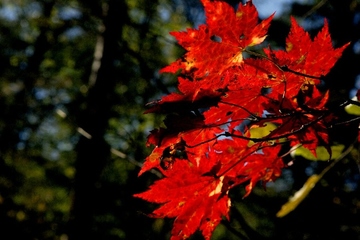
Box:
[345,103,360,115]
[248,122,277,146]
[276,174,320,217]
[291,144,345,161]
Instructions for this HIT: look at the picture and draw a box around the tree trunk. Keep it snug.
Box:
[68,1,126,238]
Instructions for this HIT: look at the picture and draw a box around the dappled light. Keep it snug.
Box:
[0,0,359,239]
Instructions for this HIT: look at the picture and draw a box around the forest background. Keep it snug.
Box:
[0,0,359,239]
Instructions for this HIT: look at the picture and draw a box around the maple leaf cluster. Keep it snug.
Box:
[134,0,348,239]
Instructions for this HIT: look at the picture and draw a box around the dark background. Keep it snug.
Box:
[0,0,359,239]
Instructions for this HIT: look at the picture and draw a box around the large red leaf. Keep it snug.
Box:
[134,159,230,240]
[147,0,274,114]
[264,17,349,98]
[161,0,273,78]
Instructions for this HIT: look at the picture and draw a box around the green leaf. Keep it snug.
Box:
[345,102,360,116]
[291,144,345,161]
[248,122,277,138]
[248,122,278,146]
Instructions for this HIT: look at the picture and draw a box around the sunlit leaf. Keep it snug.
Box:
[247,122,277,146]
[345,97,360,116]
[276,174,320,217]
[291,144,345,161]
[137,0,349,239]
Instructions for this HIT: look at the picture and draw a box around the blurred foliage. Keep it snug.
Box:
[0,0,359,239]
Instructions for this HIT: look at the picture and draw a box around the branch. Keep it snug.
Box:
[184,111,328,150]
[277,138,355,217]
[280,65,323,80]
[244,49,324,81]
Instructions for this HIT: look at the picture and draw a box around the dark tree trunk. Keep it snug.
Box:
[68,1,126,238]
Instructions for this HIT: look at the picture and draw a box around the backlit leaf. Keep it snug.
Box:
[136,0,349,239]
[276,174,320,217]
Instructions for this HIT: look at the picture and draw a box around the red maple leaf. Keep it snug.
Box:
[147,0,273,114]
[203,63,282,129]
[136,136,284,239]
[264,17,349,98]
[134,159,230,240]
[264,87,332,155]
[139,128,180,176]
[161,0,273,78]
[136,0,349,239]
[139,112,224,175]
[212,136,284,195]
